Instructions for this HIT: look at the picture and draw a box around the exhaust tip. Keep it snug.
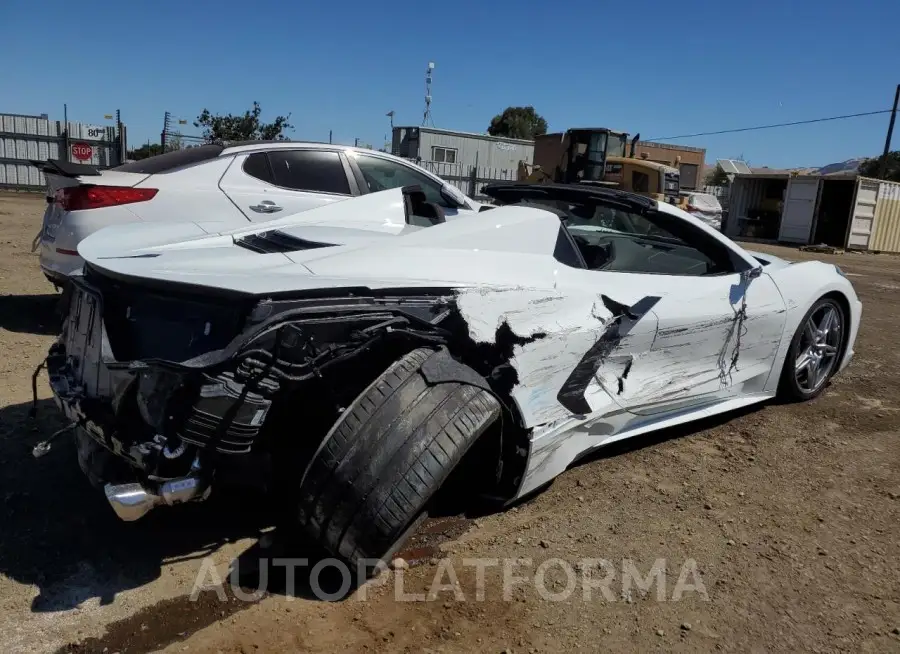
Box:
[104,477,208,521]
[104,482,161,521]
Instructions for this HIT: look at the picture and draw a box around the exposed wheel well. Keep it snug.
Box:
[428,344,532,509]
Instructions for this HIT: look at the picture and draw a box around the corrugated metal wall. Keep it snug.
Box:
[845,178,879,249]
[867,179,900,253]
[398,128,533,170]
[723,176,769,236]
[0,162,48,186]
[0,114,59,137]
[0,112,124,190]
[418,130,533,171]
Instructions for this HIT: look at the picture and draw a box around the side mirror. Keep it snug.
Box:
[745,266,763,280]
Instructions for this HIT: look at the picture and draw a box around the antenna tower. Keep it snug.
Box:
[422,62,435,127]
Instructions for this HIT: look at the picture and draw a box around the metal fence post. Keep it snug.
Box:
[468,165,477,198]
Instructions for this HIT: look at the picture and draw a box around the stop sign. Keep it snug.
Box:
[71,142,93,161]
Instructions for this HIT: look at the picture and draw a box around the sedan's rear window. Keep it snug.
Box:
[112,144,225,174]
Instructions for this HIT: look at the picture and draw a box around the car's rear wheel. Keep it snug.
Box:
[778,296,845,402]
[294,347,501,575]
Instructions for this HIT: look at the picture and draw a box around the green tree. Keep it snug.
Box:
[705,164,730,186]
[166,134,183,151]
[127,135,183,161]
[127,143,163,160]
[858,152,900,182]
[194,101,293,144]
[488,106,548,140]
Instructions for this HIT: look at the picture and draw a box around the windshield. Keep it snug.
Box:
[606,132,628,157]
[565,203,675,241]
[568,132,608,182]
[513,198,674,241]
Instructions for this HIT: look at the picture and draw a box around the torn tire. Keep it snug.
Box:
[295,347,501,573]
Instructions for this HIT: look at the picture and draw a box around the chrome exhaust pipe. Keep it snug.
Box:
[104,476,209,521]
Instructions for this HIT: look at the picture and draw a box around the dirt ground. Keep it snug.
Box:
[0,191,898,654]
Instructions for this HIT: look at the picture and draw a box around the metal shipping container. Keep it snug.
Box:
[725,173,900,252]
[866,178,900,253]
[722,175,783,238]
[844,178,879,249]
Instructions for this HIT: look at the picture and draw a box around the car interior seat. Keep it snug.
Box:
[402,186,446,226]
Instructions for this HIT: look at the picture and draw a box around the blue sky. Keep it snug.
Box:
[4,0,898,168]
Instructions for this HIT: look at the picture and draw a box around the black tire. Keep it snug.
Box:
[295,347,501,573]
[778,296,846,402]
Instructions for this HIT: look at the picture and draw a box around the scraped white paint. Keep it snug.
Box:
[455,263,860,500]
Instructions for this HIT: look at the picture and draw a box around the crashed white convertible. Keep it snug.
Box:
[43,183,861,570]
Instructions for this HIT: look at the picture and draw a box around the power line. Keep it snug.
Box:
[647,109,893,141]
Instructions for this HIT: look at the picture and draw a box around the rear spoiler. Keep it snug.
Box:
[29,159,101,178]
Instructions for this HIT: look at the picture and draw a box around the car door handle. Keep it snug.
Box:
[249,200,283,213]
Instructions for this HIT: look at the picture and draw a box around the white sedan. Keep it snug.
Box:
[44,183,861,574]
[32,142,479,286]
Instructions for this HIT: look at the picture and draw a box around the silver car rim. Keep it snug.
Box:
[794,302,842,393]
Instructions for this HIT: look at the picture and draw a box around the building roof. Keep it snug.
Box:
[736,169,858,180]
[750,166,795,175]
[394,125,534,145]
[637,141,706,154]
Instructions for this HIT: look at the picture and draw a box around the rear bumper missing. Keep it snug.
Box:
[104,475,210,521]
[46,277,218,520]
[47,269,463,520]
[53,368,213,521]
[70,422,210,520]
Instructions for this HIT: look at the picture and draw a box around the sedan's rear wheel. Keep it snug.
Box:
[294,347,501,576]
[779,297,845,401]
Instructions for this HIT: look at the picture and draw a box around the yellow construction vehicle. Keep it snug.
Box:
[518,128,684,206]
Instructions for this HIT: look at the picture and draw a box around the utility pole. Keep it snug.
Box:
[115,109,124,163]
[878,84,900,180]
[63,103,69,163]
[161,111,171,151]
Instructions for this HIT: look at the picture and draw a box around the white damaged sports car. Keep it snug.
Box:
[43,183,861,571]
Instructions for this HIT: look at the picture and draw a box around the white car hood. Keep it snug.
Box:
[744,250,793,271]
[78,188,565,295]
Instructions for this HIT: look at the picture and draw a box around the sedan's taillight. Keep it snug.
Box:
[55,186,158,211]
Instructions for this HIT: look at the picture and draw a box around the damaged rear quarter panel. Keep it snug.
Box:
[455,286,658,427]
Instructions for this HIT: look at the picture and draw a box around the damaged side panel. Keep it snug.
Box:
[454,271,787,501]
[455,288,660,427]
[627,273,787,410]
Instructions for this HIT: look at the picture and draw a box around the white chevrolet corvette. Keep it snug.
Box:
[43,183,861,573]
